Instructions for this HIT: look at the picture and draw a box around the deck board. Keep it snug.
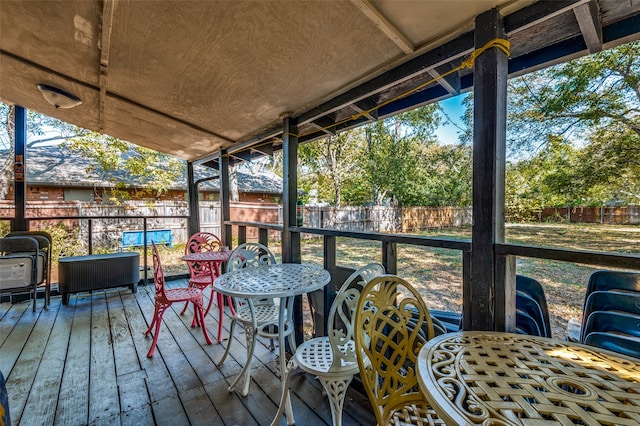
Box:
[0,279,376,425]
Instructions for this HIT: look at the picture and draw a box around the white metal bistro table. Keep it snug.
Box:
[214,263,331,413]
[416,331,640,425]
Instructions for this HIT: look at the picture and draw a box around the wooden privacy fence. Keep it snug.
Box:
[537,206,640,224]
[302,205,472,232]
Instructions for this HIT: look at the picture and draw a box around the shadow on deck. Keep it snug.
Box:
[0,279,375,425]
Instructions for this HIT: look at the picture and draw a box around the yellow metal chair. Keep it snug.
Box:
[354,275,444,426]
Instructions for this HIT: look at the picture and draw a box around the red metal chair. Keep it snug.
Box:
[145,242,212,357]
[183,232,234,341]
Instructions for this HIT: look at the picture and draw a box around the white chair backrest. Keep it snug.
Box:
[327,263,385,370]
[227,242,277,272]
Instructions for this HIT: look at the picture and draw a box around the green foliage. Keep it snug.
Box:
[63,132,184,203]
[43,223,84,259]
[507,41,640,206]
[1,102,184,204]
[298,104,472,207]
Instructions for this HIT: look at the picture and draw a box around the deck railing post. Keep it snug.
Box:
[258,228,269,247]
[88,219,93,255]
[382,241,397,275]
[320,235,337,336]
[143,217,148,285]
[238,225,247,245]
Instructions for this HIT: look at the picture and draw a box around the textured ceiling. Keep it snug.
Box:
[1,0,639,164]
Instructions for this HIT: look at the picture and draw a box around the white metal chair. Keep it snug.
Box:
[271,263,385,426]
[217,242,279,395]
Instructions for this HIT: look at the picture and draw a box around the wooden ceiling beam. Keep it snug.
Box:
[350,0,414,54]
[309,116,338,135]
[350,98,378,121]
[252,143,274,157]
[574,1,603,53]
[427,65,461,96]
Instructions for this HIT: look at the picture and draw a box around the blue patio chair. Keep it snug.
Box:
[583,331,640,359]
[429,275,551,336]
[516,291,551,337]
[515,309,543,337]
[581,311,640,342]
[516,275,551,337]
[583,290,640,321]
[586,270,640,295]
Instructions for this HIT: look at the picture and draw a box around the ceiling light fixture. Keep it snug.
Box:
[37,84,82,109]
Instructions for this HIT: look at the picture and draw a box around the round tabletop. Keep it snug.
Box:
[214,263,330,299]
[417,331,640,425]
[182,250,231,262]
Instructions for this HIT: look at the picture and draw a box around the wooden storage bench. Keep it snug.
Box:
[58,252,139,304]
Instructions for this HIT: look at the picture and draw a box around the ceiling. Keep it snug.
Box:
[1,0,639,167]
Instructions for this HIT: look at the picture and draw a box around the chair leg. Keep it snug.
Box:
[318,376,353,426]
[218,317,237,367]
[204,286,216,317]
[270,358,298,426]
[228,322,257,396]
[195,302,212,345]
[227,295,236,316]
[216,291,224,343]
[180,300,190,316]
[146,304,167,357]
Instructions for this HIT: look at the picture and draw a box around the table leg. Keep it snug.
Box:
[280,297,294,422]
[227,299,258,396]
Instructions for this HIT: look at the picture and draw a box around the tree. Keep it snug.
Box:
[507,41,640,203]
[1,103,183,202]
[0,103,90,199]
[362,105,442,206]
[296,104,473,208]
[298,130,364,207]
[64,133,183,202]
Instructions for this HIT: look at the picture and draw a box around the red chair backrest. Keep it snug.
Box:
[185,232,223,277]
[151,242,167,299]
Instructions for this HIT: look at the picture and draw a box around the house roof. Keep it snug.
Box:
[1,1,639,166]
[16,146,282,194]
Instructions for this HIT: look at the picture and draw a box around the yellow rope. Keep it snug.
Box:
[286,38,510,139]
[235,38,510,149]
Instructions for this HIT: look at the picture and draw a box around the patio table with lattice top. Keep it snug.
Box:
[215,263,331,418]
[417,331,640,425]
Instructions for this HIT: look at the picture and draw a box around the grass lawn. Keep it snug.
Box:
[156,222,640,340]
[298,223,640,339]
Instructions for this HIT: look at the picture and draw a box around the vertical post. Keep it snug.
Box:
[13,106,27,231]
[382,241,397,275]
[88,219,93,255]
[469,8,511,331]
[219,151,232,248]
[238,226,247,245]
[258,228,269,247]
[143,217,148,285]
[282,115,300,264]
[321,235,337,337]
[187,161,200,237]
[281,114,303,345]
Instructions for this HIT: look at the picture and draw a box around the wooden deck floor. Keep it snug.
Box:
[0,279,375,426]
